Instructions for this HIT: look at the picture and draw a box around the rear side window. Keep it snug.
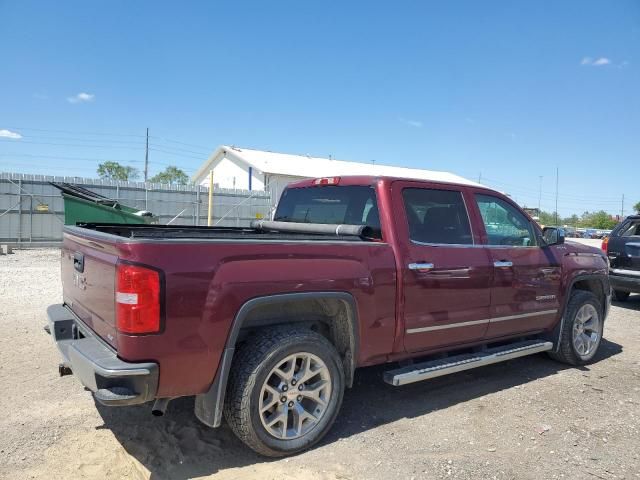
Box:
[475,194,536,246]
[274,185,381,234]
[402,188,473,245]
[619,219,640,237]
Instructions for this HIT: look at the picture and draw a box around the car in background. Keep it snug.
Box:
[584,229,598,239]
[594,229,612,239]
[563,226,578,238]
[602,215,640,301]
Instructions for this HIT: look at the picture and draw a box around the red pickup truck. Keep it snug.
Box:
[47,175,611,456]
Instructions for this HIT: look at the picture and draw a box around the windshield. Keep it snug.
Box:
[274,185,381,236]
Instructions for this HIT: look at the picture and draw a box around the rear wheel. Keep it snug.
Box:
[548,290,603,365]
[224,328,344,457]
[613,290,630,302]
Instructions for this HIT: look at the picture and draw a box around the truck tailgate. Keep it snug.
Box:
[61,233,119,349]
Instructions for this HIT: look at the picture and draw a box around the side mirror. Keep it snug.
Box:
[543,227,565,246]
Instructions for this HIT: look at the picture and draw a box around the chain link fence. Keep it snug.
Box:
[0,173,272,246]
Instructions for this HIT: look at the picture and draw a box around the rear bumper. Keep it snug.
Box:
[46,304,158,406]
[610,272,640,293]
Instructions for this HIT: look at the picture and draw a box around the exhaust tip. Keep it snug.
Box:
[152,398,171,416]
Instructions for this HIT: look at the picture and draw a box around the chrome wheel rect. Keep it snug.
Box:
[259,352,332,440]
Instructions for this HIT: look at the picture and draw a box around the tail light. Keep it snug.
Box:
[601,236,609,252]
[116,263,161,334]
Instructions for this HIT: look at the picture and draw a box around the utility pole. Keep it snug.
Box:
[621,193,625,219]
[554,167,559,226]
[478,172,482,184]
[538,176,543,213]
[144,127,149,182]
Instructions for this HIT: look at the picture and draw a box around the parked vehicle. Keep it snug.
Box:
[584,228,598,239]
[602,215,640,301]
[46,175,611,457]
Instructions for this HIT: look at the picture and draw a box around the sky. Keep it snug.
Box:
[0,0,638,217]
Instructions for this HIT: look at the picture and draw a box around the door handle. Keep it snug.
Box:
[494,260,513,268]
[408,262,435,272]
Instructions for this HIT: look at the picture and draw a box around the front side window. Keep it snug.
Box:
[402,188,473,245]
[475,194,536,246]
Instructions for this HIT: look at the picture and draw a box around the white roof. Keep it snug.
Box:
[193,145,480,187]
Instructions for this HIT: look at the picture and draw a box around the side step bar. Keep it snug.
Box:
[384,340,553,386]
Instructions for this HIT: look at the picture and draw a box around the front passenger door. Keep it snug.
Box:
[472,193,562,339]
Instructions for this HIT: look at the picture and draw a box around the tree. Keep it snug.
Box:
[97,161,139,181]
[538,210,558,226]
[578,210,618,230]
[562,214,580,226]
[149,166,189,185]
[634,200,640,214]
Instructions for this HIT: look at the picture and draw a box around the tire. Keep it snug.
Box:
[613,290,630,302]
[548,290,603,366]
[224,327,345,457]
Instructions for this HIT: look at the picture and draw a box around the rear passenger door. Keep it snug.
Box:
[471,193,562,339]
[393,182,493,353]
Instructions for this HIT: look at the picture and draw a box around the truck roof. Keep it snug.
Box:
[287,175,500,193]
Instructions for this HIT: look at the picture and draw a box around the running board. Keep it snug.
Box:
[384,340,553,386]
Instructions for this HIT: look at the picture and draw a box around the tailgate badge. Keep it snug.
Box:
[73,272,87,290]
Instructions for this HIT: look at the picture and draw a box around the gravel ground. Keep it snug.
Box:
[1,248,639,480]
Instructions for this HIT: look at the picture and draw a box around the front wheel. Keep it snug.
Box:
[548,290,603,366]
[224,328,345,457]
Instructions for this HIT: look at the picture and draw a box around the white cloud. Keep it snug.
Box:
[400,118,423,128]
[67,92,95,103]
[0,129,22,139]
[581,57,611,67]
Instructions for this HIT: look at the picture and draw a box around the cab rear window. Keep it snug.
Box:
[274,186,381,235]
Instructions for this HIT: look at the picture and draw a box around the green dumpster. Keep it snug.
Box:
[51,183,158,225]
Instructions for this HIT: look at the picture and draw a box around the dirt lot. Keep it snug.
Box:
[1,248,639,480]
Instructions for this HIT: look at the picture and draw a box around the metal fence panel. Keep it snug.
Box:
[0,172,272,245]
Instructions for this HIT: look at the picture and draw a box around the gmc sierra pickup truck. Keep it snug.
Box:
[47,175,611,457]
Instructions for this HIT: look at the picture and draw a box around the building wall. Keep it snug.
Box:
[199,156,265,191]
[195,154,306,210]
[266,174,306,206]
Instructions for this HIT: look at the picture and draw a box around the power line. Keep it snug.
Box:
[148,147,206,160]
[149,136,213,152]
[0,153,190,171]
[17,135,146,145]
[148,142,209,156]
[3,126,146,138]
[481,176,622,202]
[0,138,146,150]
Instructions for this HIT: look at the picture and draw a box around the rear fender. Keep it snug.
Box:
[195,291,359,428]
